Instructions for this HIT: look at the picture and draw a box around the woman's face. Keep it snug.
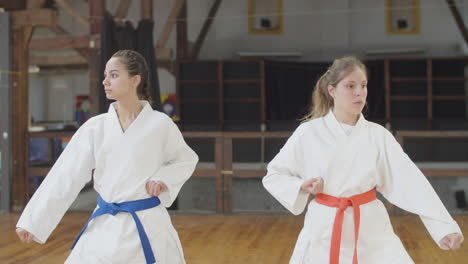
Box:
[102,57,139,101]
[328,68,368,117]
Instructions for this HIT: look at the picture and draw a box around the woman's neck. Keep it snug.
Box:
[115,97,142,120]
[332,108,359,126]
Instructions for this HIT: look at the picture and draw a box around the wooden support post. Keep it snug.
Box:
[176,0,188,60]
[260,60,266,123]
[384,59,391,121]
[141,0,153,20]
[218,61,224,131]
[427,59,433,129]
[89,0,105,34]
[89,0,105,116]
[214,137,224,213]
[10,9,57,211]
[222,137,233,214]
[10,26,33,212]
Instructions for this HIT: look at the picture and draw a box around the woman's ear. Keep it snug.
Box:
[327,84,335,99]
[131,75,142,90]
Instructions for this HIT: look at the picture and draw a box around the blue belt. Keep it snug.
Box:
[71,195,161,264]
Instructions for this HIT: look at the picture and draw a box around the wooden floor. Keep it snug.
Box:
[0,213,467,264]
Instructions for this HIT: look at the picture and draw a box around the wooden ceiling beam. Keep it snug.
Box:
[26,0,46,9]
[54,0,90,27]
[11,9,58,27]
[49,25,67,34]
[29,54,87,66]
[445,0,468,47]
[47,25,90,59]
[190,0,222,59]
[29,34,99,51]
[156,46,172,60]
[157,59,175,74]
[156,0,185,49]
[114,0,132,20]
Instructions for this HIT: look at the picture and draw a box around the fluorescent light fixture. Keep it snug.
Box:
[237,51,302,58]
[365,48,425,56]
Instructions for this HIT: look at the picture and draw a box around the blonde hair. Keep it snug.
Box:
[301,56,367,121]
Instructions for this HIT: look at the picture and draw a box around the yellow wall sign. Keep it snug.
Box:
[386,0,420,34]
[248,0,283,35]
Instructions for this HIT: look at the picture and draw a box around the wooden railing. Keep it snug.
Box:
[395,131,468,177]
[29,130,468,214]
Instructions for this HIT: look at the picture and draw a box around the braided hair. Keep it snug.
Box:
[111,50,153,104]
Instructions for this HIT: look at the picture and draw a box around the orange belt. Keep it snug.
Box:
[315,189,376,264]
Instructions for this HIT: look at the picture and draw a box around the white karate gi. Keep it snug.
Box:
[17,101,198,264]
[263,110,462,264]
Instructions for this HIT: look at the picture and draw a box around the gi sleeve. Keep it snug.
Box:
[376,127,463,249]
[150,116,199,207]
[262,124,309,215]
[17,118,96,244]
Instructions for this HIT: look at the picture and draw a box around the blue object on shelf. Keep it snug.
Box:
[29,137,48,163]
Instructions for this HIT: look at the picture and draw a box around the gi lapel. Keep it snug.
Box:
[101,101,152,160]
[322,110,369,194]
[109,101,152,136]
